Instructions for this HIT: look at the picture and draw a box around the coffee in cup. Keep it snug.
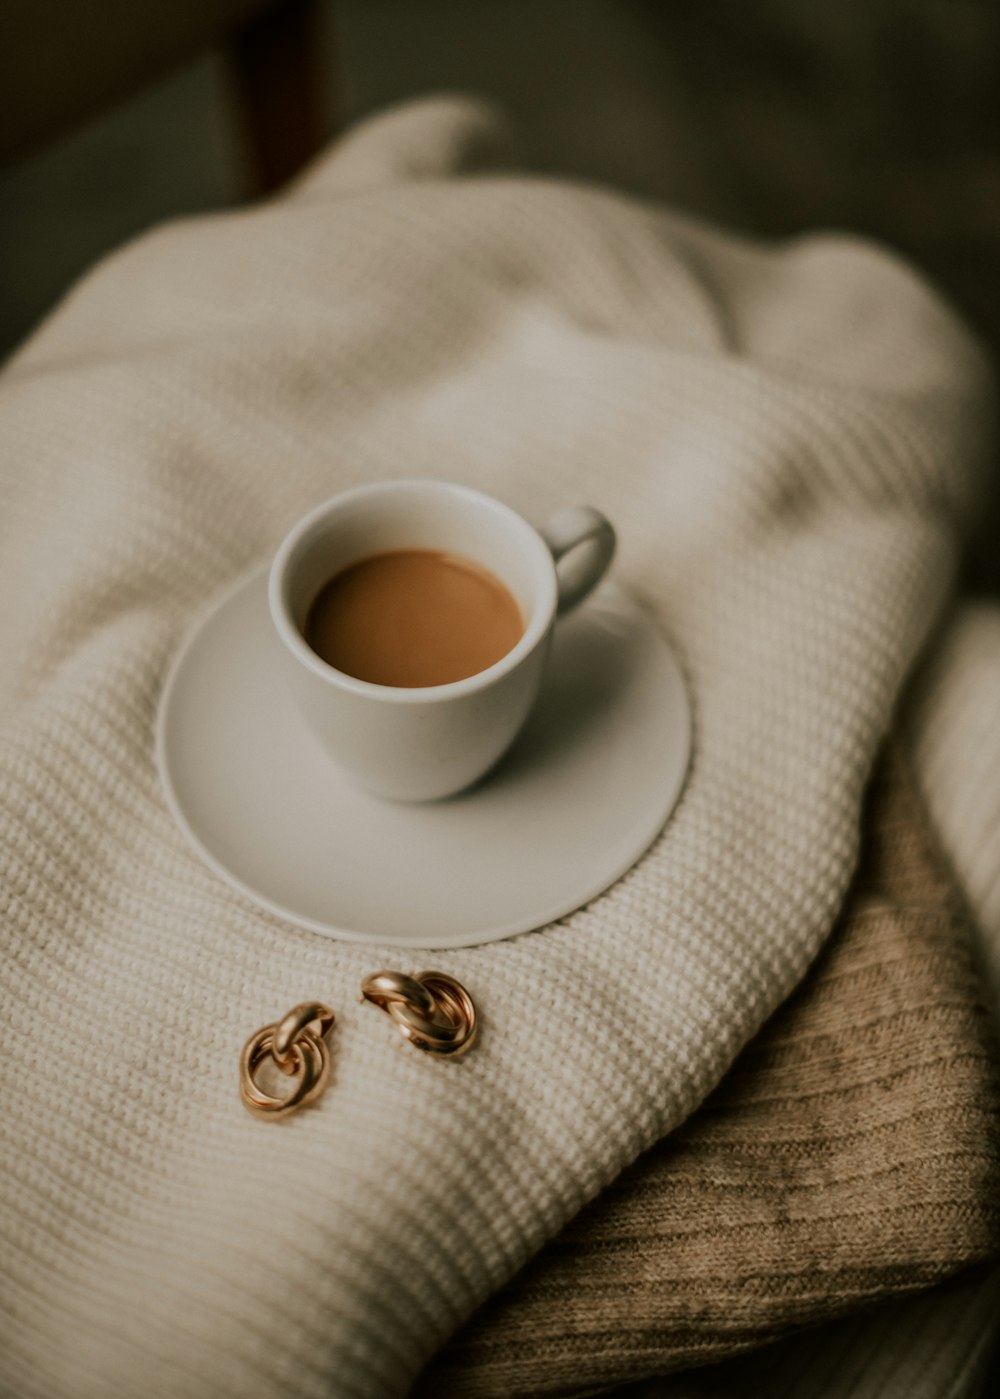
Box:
[269,480,615,801]
[304,548,524,688]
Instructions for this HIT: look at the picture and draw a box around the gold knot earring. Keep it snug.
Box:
[361,970,478,1057]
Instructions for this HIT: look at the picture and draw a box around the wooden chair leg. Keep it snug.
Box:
[225,0,332,197]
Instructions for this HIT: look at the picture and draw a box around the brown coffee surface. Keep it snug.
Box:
[305,549,524,687]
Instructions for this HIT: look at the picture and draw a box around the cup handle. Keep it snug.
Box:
[539,506,617,616]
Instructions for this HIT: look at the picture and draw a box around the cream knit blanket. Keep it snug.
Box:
[0,98,994,1399]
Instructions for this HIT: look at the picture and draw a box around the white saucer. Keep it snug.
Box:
[156,570,691,948]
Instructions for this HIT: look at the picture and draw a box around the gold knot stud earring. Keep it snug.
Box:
[239,1002,335,1119]
[361,970,478,1057]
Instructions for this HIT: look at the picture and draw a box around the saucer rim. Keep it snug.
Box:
[155,566,692,948]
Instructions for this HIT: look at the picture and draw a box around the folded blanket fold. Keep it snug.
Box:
[630,1265,1000,1399]
[418,745,1000,1396]
[0,97,996,1399]
[594,614,1000,1399]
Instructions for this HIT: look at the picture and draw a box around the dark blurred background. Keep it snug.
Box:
[3,0,999,360]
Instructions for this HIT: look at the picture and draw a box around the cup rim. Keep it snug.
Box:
[268,478,558,704]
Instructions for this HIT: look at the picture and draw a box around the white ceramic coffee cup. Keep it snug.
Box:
[269,479,616,801]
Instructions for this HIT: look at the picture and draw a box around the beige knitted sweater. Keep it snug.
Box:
[0,98,994,1399]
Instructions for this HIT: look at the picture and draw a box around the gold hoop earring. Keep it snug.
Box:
[239,1002,335,1119]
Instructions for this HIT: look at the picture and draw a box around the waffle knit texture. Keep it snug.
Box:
[419,745,1000,1396]
[0,98,995,1399]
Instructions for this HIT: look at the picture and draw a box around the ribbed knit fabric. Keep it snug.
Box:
[0,98,995,1399]
[418,746,1000,1396]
